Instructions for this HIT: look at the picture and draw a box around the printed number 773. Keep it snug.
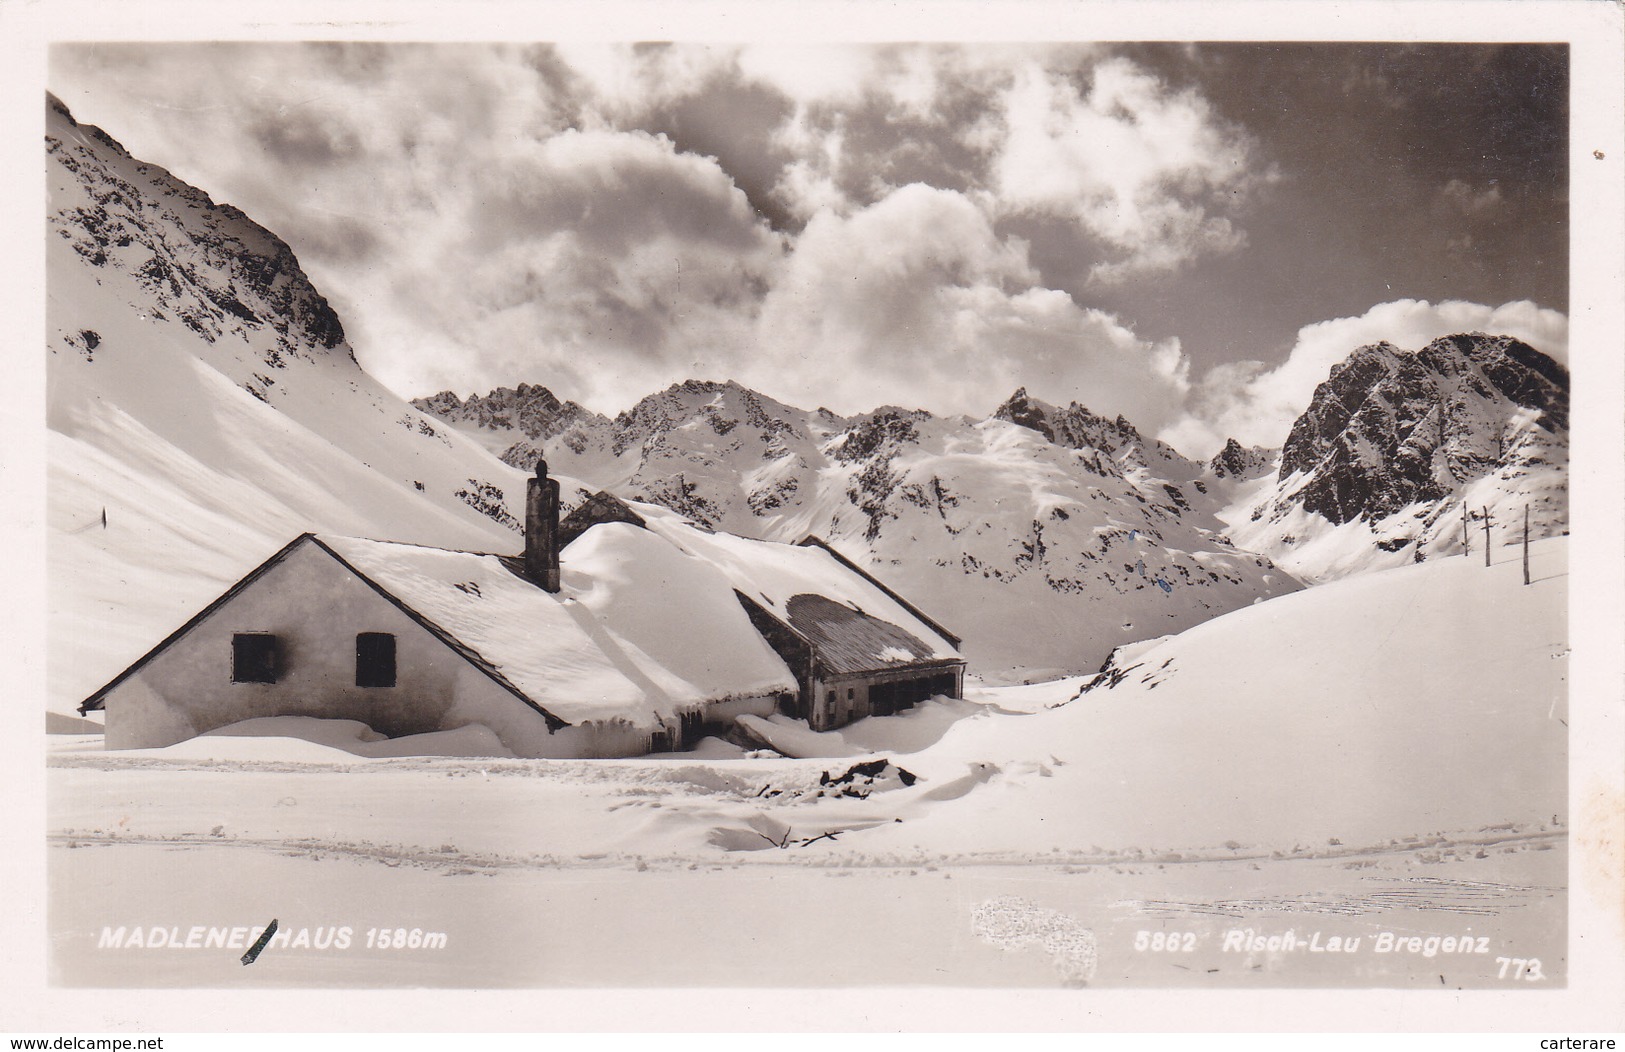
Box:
[1495,957,1545,980]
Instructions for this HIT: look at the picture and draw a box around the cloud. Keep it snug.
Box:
[737,42,1035,113]
[49,42,1258,425]
[988,56,1264,280]
[50,43,789,411]
[467,128,775,255]
[1160,299,1569,458]
[1440,178,1503,216]
[768,106,852,222]
[735,44,883,107]
[751,184,1190,426]
[548,42,738,124]
[337,129,786,409]
[758,47,1008,223]
[750,45,1265,281]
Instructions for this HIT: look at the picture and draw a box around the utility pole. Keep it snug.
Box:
[1482,506,1494,567]
[1462,504,1470,556]
[1523,506,1531,585]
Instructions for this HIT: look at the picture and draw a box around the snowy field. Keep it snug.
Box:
[47,539,1568,988]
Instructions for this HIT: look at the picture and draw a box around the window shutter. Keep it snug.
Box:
[356,632,397,688]
[231,633,279,684]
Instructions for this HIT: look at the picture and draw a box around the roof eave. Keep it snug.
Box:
[819,656,967,679]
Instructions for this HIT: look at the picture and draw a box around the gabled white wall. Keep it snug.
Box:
[102,540,539,751]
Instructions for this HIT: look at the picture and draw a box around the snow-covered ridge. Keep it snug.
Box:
[866,535,1568,857]
[419,378,1303,678]
[48,93,348,377]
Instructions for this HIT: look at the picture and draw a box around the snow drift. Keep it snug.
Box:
[859,535,1568,856]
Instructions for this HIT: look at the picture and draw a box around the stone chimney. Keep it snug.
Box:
[526,458,562,593]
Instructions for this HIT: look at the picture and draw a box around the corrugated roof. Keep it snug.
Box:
[784,593,945,675]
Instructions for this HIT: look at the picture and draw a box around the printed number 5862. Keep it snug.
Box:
[1134,931,1196,952]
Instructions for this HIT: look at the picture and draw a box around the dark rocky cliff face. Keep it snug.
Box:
[1278,333,1568,525]
[48,93,350,375]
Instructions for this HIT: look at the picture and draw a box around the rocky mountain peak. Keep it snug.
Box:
[1278,333,1567,525]
[830,408,927,465]
[1221,330,1569,584]
[991,388,1199,482]
[992,387,1059,442]
[609,378,804,457]
[1417,332,1569,431]
[408,382,607,448]
[1209,438,1277,481]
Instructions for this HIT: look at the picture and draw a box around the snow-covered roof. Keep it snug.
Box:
[628,506,962,672]
[81,500,960,729]
[319,529,795,729]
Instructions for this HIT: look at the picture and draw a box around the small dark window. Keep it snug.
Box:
[231,633,279,684]
[847,688,855,700]
[356,633,397,688]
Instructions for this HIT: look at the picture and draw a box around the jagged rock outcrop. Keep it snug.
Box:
[1208,439,1277,481]
[993,387,1201,482]
[1278,334,1566,525]
[411,384,613,463]
[1222,333,1568,581]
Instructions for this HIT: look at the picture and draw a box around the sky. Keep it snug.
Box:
[48,41,1569,457]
